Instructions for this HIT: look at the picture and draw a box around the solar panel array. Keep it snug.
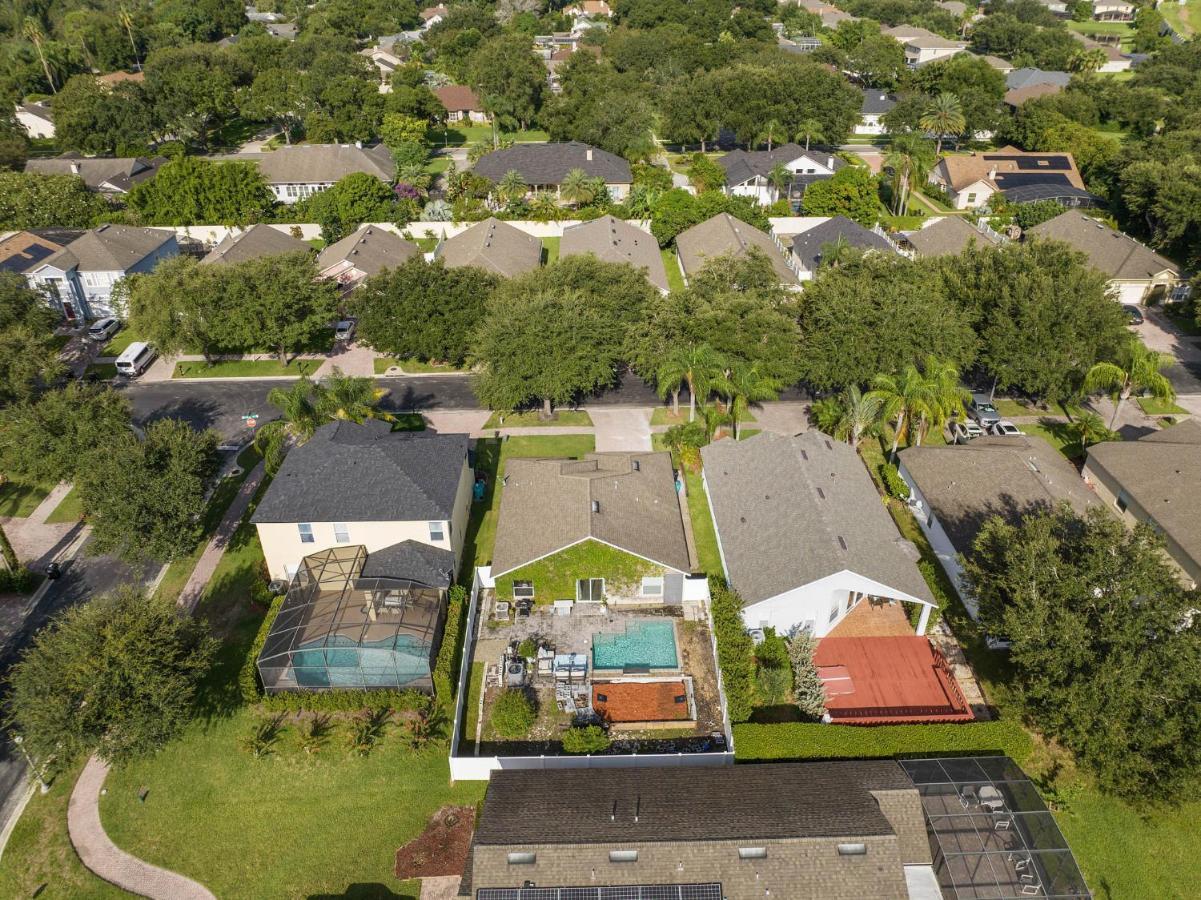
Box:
[477,885,723,900]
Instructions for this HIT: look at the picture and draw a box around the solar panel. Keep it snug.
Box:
[476,886,723,900]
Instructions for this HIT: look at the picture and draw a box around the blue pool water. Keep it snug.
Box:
[291,634,430,688]
[593,620,678,670]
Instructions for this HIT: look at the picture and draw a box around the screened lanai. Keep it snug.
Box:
[257,546,447,693]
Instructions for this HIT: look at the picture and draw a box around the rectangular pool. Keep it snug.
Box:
[592,620,679,671]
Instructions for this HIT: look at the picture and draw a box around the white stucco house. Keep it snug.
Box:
[15,101,54,138]
[702,432,937,637]
[251,143,396,204]
[884,26,968,67]
[251,420,474,584]
[856,91,896,136]
[717,143,845,205]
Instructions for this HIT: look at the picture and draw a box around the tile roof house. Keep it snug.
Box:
[15,101,54,138]
[434,85,489,124]
[488,451,694,604]
[564,0,614,19]
[25,155,166,194]
[460,761,934,899]
[675,213,799,286]
[702,431,937,637]
[1027,210,1182,304]
[316,224,420,291]
[718,143,845,206]
[560,215,669,292]
[200,224,311,265]
[1083,419,1201,587]
[250,420,473,582]
[1003,82,1064,107]
[789,215,897,278]
[252,143,395,203]
[901,215,1002,258]
[1069,29,1131,72]
[419,4,448,27]
[857,91,896,136]
[883,25,968,67]
[434,217,542,278]
[24,224,177,320]
[898,435,1100,612]
[471,141,632,202]
[928,146,1094,209]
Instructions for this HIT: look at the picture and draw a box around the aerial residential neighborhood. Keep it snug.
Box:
[0,0,1199,898]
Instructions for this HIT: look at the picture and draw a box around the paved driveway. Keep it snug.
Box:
[1139,309,1201,396]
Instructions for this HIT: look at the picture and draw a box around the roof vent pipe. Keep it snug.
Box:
[591,500,600,513]
[632,459,640,471]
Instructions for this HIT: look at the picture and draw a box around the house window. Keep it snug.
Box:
[609,850,638,863]
[640,576,664,597]
[507,852,536,864]
[828,596,840,623]
[298,523,314,543]
[738,847,768,859]
[428,521,445,542]
[333,523,350,543]
[513,581,535,600]
[1116,491,1129,513]
[577,578,605,602]
[966,193,977,204]
[837,843,868,856]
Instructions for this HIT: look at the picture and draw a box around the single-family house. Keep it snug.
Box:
[433,85,489,124]
[675,213,799,287]
[253,143,395,203]
[200,224,311,265]
[487,451,695,605]
[884,25,968,67]
[789,0,856,28]
[1026,209,1182,304]
[25,155,166,195]
[24,224,177,320]
[0,230,70,277]
[316,224,420,291]
[937,0,968,15]
[1003,82,1064,108]
[790,215,898,279]
[927,146,1094,209]
[250,419,473,583]
[564,0,613,19]
[1092,0,1135,21]
[702,431,937,637]
[980,54,1015,73]
[898,435,1099,610]
[360,45,407,83]
[1083,419,1201,587]
[560,215,670,292]
[1033,0,1069,15]
[718,143,845,206]
[419,5,449,28]
[857,91,896,136]
[1069,30,1131,72]
[778,35,823,53]
[95,70,144,87]
[902,215,1002,258]
[434,217,542,278]
[1006,67,1071,91]
[471,141,632,202]
[15,101,54,138]
[459,762,935,899]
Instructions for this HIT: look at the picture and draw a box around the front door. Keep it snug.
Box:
[62,301,76,322]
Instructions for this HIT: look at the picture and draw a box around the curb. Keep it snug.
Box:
[0,775,35,864]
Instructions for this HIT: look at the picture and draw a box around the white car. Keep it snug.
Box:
[334,319,356,342]
[87,317,121,341]
[949,420,983,444]
[989,420,1024,437]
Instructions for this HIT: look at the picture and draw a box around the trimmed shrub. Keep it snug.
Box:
[710,578,755,723]
[490,688,536,738]
[259,688,426,714]
[879,462,910,500]
[239,593,284,704]
[562,724,611,754]
[433,583,469,704]
[0,566,39,594]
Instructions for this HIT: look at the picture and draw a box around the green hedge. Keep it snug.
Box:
[733,720,1033,765]
[239,593,284,704]
[710,577,755,723]
[433,583,469,705]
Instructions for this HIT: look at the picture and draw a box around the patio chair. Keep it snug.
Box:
[1020,883,1043,896]
[994,817,1012,831]
[958,786,978,809]
[1021,874,1040,885]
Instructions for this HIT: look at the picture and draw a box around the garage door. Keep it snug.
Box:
[1114,281,1147,305]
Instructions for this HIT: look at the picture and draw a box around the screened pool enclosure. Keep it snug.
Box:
[257,546,446,693]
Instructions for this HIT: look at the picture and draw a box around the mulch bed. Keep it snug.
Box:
[395,805,476,880]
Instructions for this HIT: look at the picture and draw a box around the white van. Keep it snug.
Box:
[115,342,157,377]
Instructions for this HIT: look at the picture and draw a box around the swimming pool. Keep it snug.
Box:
[592,620,679,671]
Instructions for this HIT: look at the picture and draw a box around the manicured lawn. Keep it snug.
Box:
[414,237,439,252]
[174,359,323,379]
[84,362,118,381]
[424,155,452,174]
[651,407,755,427]
[374,357,465,375]
[1161,0,1199,35]
[992,398,1033,417]
[101,326,144,357]
[1136,396,1188,415]
[660,248,685,291]
[0,477,54,517]
[483,409,593,428]
[541,236,560,263]
[1021,420,1084,460]
[426,125,549,147]
[458,661,485,754]
[43,485,83,523]
[209,115,263,150]
[683,468,723,578]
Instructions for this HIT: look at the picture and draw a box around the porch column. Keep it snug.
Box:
[916,603,932,636]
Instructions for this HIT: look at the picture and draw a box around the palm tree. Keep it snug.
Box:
[868,365,937,461]
[1069,48,1108,74]
[914,355,970,444]
[767,163,792,204]
[314,368,389,424]
[755,119,784,152]
[832,385,884,447]
[23,19,56,94]
[656,344,725,423]
[1083,341,1175,430]
[498,169,527,204]
[529,191,559,220]
[818,235,858,270]
[1071,411,1117,448]
[559,168,596,207]
[884,132,935,216]
[795,119,825,151]
[118,6,141,72]
[720,363,781,440]
[919,93,966,155]
[254,379,322,474]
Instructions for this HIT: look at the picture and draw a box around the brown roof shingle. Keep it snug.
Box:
[434,217,541,278]
[560,215,669,292]
[1027,210,1181,280]
[675,213,798,285]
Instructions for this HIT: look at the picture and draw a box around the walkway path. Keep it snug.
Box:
[28,483,72,525]
[178,461,266,613]
[589,408,652,451]
[68,755,216,900]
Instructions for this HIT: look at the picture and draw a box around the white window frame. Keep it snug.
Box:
[512,581,535,600]
[428,521,445,542]
[828,596,840,623]
[333,523,350,543]
[298,523,314,544]
[640,576,664,598]
[738,847,768,859]
[577,577,605,602]
[608,849,638,863]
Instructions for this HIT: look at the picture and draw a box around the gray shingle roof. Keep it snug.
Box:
[717,144,845,188]
[361,539,455,586]
[434,217,541,278]
[250,420,469,523]
[675,213,798,285]
[701,431,933,605]
[316,224,420,277]
[904,215,1000,258]
[473,761,919,845]
[471,141,631,186]
[791,215,896,272]
[899,435,1100,552]
[200,224,311,265]
[25,156,165,193]
[490,451,690,576]
[861,90,897,115]
[1027,210,1181,280]
[40,225,174,273]
[1005,67,1071,90]
[560,215,669,292]
[254,143,395,184]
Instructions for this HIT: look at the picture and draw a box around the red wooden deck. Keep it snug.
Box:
[814,636,974,725]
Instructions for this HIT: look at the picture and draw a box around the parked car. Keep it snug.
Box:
[334,319,356,342]
[985,633,1012,651]
[1122,304,1144,325]
[989,420,1024,437]
[114,341,157,377]
[949,420,984,444]
[87,317,121,341]
[969,393,1001,427]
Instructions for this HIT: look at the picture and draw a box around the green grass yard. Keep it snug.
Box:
[0,477,54,517]
[483,409,592,428]
[100,326,144,357]
[650,407,755,427]
[43,485,83,524]
[1161,0,1199,35]
[541,236,560,263]
[660,248,685,291]
[426,125,549,147]
[424,155,452,174]
[373,357,465,375]
[683,468,723,578]
[1136,397,1188,416]
[174,359,323,379]
[84,362,118,381]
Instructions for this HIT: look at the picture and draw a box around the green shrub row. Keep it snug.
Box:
[710,576,755,723]
[258,687,427,714]
[879,462,910,500]
[0,566,39,594]
[733,720,1033,765]
[433,583,469,705]
[239,592,284,704]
